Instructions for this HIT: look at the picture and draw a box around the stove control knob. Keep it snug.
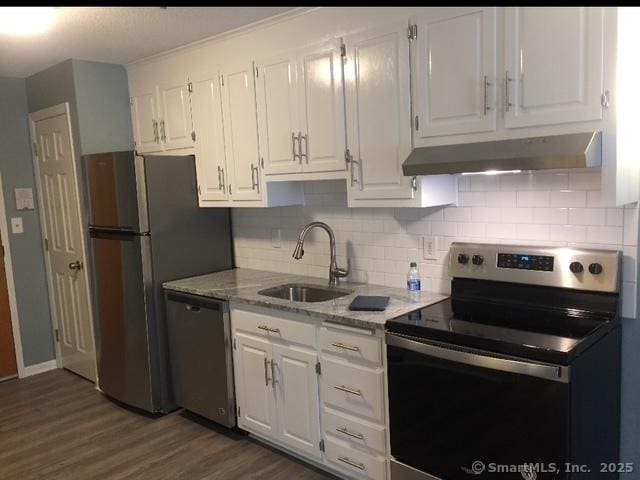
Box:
[472,255,484,266]
[589,262,603,275]
[457,253,469,264]
[569,261,584,274]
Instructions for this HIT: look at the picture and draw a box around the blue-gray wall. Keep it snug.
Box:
[0,77,55,366]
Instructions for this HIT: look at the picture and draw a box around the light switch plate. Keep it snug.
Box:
[11,217,23,234]
[271,228,281,248]
[15,188,34,210]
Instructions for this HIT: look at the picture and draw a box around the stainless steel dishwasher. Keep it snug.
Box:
[165,291,236,427]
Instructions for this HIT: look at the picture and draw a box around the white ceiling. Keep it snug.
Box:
[0,7,296,78]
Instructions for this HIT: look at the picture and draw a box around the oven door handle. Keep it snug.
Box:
[386,333,569,383]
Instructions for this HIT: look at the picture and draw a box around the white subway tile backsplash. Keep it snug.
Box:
[232,169,636,318]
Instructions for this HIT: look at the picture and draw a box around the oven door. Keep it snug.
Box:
[386,333,570,480]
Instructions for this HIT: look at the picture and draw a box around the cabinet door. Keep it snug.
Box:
[504,7,604,128]
[255,52,302,175]
[130,86,161,154]
[234,334,277,438]
[272,344,322,459]
[221,61,263,202]
[158,78,195,151]
[413,7,497,138]
[297,39,346,173]
[191,70,229,202]
[345,22,414,201]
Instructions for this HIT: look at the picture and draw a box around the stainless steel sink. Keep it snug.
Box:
[257,283,353,303]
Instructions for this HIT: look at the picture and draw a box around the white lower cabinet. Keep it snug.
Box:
[231,306,389,480]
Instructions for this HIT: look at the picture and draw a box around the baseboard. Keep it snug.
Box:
[21,360,58,378]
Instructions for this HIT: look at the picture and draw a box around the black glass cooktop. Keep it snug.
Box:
[387,279,619,365]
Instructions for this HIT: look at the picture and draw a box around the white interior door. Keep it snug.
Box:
[413,7,497,138]
[158,78,194,151]
[130,85,161,154]
[345,22,414,201]
[255,52,302,175]
[221,61,263,202]
[191,70,229,202]
[504,7,604,128]
[32,107,96,382]
[298,39,346,173]
[234,334,277,438]
[272,344,321,459]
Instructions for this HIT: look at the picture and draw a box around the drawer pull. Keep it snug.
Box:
[336,426,364,440]
[257,325,280,334]
[338,456,365,471]
[331,342,360,352]
[334,385,362,396]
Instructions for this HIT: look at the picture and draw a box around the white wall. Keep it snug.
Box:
[232,169,638,318]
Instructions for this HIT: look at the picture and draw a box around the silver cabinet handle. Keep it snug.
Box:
[257,325,280,334]
[228,183,231,195]
[336,426,364,440]
[338,457,365,471]
[292,131,300,163]
[505,71,513,112]
[334,385,362,396]
[270,359,277,387]
[152,120,159,143]
[217,166,224,190]
[160,119,167,142]
[297,132,303,164]
[483,75,492,115]
[251,163,260,191]
[68,260,83,271]
[331,342,360,352]
[263,357,271,386]
[300,133,308,163]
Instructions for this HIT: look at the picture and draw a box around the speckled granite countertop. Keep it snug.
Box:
[163,268,447,329]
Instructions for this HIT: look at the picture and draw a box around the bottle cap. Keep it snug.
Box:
[410,262,417,267]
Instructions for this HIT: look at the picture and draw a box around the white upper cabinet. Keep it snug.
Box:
[297,39,347,173]
[504,7,604,128]
[131,81,162,154]
[221,61,263,202]
[190,69,229,202]
[157,77,195,150]
[255,52,302,175]
[344,22,414,202]
[412,7,497,139]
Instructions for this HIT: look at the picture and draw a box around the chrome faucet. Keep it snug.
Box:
[292,221,349,286]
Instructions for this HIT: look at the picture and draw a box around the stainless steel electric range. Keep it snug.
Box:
[386,242,622,480]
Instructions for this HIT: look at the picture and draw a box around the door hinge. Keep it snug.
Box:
[187,81,193,93]
[411,176,418,191]
[236,405,240,417]
[191,131,196,142]
[340,43,346,57]
[601,90,610,109]
[55,328,60,342]
[220,75,224,87]
[197,185,202,196]
[319,439,325,452]
[44,238,49,251]
[233,338,237,350]
[344,148,352,165]
[315,361,322,375]
[32,142,38,158]
[414,115,419,131]
[129,97,134,106]
[255,66,259,78]
[260,157,264,169]
[408,24,418,40]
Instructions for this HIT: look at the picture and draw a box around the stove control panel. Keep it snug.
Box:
[497,253,554,271]
[449,242,621,293]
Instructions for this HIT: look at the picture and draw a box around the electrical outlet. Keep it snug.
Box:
[423,235,438,260]
[271,228,281,248]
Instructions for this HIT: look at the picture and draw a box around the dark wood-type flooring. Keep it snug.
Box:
[0,369,336,480]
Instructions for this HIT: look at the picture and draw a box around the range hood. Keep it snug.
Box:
[402,131,602,176]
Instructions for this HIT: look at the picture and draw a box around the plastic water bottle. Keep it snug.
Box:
[407,262,421,301]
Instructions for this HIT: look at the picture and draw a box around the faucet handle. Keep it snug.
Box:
[333,266,349,278]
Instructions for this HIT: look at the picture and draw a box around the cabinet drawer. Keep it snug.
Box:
[323,407,386,454]
[321,357,385,423]
[320,324,382,365]
[232,307,316,348]
[325,436,386,480]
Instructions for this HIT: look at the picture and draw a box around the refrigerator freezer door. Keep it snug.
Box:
[90,230,154,412]
[83,151,149,233]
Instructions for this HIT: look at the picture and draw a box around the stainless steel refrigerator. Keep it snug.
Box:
[82,152,233,413]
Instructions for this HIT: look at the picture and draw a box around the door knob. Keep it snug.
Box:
[69,260,83,271]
